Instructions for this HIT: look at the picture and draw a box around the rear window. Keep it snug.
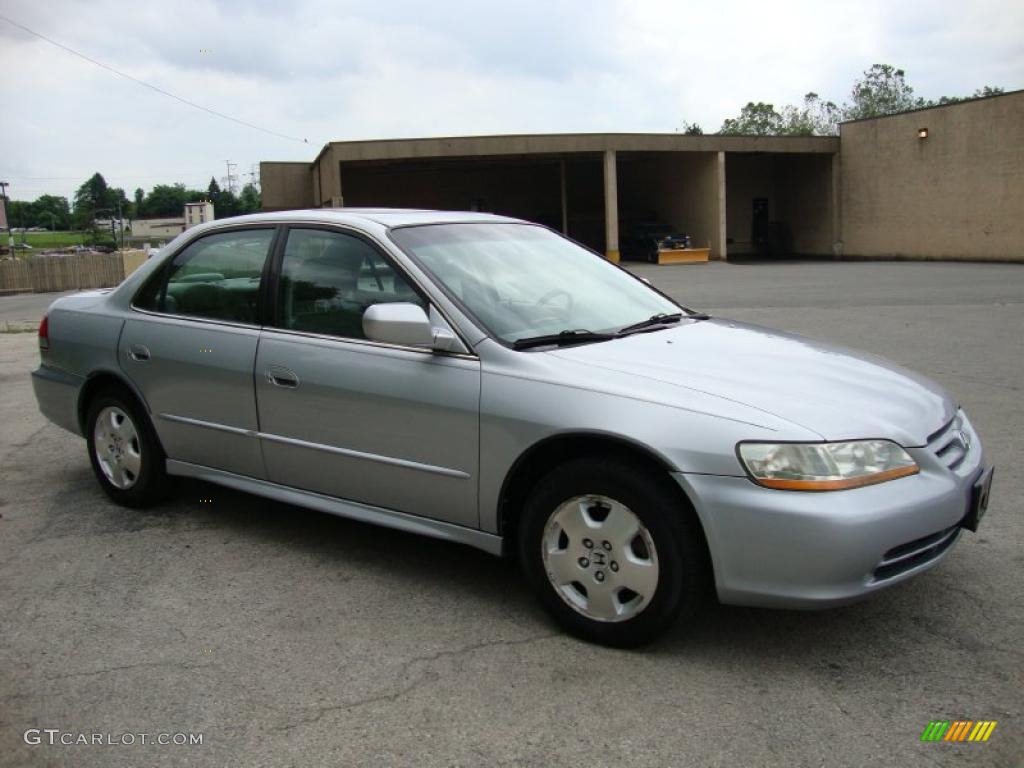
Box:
[135,229,274,324]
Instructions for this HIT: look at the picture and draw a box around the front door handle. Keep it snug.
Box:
[127,344,150,362]
[266,366,299,388]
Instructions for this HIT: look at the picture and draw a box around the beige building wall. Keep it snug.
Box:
[840,91,1024,260]
[260,162,313,210]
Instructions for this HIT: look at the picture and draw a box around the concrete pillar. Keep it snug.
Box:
[830,152,842,258]
[316,147,343,207]
[716,151,727,261]
[560,159,568,235]
[332,156,345,208]
[603,150,619,262]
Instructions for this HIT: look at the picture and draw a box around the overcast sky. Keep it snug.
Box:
[1,0,1021,202]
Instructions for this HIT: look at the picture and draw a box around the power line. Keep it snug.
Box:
[0,13,312,145]
[0,171,227,181]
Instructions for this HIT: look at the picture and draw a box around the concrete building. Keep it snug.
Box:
[184,201,215,230]
[261,89,1023,262]
[130,217,185,239]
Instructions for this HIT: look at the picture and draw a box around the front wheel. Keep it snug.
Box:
[86,388,169,508]
[518,458,707,647]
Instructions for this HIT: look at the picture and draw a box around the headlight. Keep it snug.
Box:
[737,440,919,491]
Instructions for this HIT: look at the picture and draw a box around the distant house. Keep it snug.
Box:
[131,201,216,240]
[184,201,214,230]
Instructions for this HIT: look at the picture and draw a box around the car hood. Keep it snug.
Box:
[548,319,955,446]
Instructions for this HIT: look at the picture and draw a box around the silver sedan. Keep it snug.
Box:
[31,210,994,646]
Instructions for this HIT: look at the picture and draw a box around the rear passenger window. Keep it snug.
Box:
[276,229,425,339]
[136,229,273,323]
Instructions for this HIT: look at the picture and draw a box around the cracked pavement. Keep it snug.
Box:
[1,261,1022,767]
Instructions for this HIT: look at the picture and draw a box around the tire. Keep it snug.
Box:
[85,386,169,508]
[518,457,707,648]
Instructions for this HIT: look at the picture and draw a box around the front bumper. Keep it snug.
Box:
[673,414,989,609]
[31,365,85,437]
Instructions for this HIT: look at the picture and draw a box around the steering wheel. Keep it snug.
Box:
[535,289,574,323]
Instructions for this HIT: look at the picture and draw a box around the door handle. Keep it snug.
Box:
[127,344,150,362]
[266,366,299,388]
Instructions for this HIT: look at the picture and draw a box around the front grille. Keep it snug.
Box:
[873,523,961,581]
[927,413,969,471]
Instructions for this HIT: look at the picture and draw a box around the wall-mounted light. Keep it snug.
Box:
[918,127,929,140]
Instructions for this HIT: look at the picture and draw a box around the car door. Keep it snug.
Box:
[121,226,277,479]
[255,226,481,528]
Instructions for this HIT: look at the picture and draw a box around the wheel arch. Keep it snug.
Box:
[77,369,153,435]
[497,432,710,561]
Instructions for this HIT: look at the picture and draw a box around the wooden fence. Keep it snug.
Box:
[0,252,137,294]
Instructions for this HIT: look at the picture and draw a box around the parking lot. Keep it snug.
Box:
[1,260,1021,767]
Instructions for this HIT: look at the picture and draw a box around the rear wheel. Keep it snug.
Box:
[86,388,169,507]
[518,458,707,647]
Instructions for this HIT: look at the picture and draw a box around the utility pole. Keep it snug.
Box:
[247,164,260,190]
[224,161,237,194]
[116,198,124,250]
[0,181,12,256]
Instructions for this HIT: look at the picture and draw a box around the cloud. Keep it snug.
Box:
[0,0,1020,201]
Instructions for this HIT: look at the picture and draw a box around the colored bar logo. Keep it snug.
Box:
[921,720,997,742]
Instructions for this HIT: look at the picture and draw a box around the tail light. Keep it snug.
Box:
[38,314,50,351]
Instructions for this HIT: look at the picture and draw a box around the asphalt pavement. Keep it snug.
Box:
[1,260,1021,767]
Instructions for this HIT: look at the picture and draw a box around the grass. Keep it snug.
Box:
[9,231,90,250]
[8,231,162,252]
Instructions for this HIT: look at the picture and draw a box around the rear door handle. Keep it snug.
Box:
[265,366,299,388]
[127,344,150,362]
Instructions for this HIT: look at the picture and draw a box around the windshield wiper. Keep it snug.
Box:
[616,310,710,337]
[512,329,616,350]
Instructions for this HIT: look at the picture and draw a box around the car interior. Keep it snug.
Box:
[278,232,424,339]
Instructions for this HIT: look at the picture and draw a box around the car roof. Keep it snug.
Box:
[198,208,524,229]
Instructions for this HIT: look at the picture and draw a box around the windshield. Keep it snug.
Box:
[390,223,681,345]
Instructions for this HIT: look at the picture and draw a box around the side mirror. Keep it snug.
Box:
[363,303,447,350]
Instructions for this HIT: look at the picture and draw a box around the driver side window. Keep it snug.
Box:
[276,228,425,340]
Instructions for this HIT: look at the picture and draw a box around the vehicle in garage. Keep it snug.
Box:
[619,220,693,262]
[31,209,994,647]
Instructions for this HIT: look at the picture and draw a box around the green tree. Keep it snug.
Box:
[843,64,926,121]
[973,86,1004,98]
[8,200,32,231]
[720,102,785,135]
[72,172,110,229]
[31,195,71,229]
[238,183,261,214]
[716,65,1004,136]
[139,184,188,217]
[678,121,703,135]
[130,187,144,219]
[780,92,841,136]
[936,85,1005,105]
[213,189,240,218]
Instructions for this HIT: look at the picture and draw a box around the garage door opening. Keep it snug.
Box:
[726,153,833,258]
[615,152,722,263]
[339,154,610,254]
